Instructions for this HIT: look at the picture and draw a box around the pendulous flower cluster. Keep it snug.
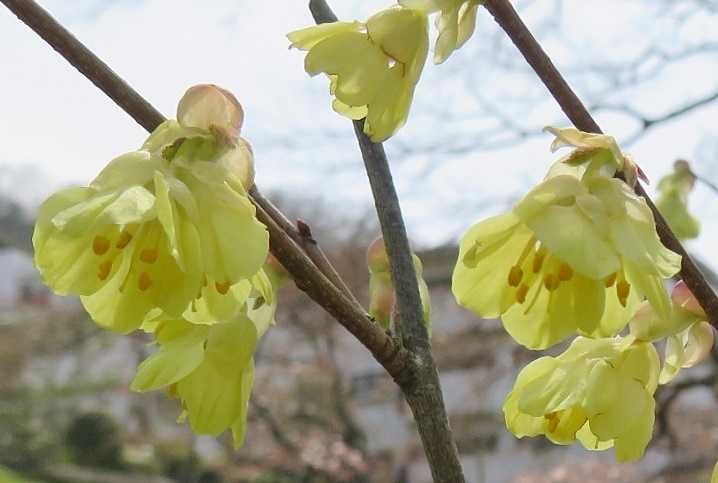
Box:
[451,126,718,461]
[33,84,276,446]
[453,127,682,350]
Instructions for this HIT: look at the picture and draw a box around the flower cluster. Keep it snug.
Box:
[453,127,681,349]
[504,335,660,462]
[33,85,275,446]
[288,1,484,141]
[451,127,717,461]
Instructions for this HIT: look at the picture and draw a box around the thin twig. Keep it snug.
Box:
[249,187,363,310]
[482,0,718,328]
[309,2,466,482]
[0,0,412,381]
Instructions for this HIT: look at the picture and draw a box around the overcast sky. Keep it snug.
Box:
[1,0,717,267]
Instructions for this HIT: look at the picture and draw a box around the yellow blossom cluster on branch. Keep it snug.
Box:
[33,85,278,446]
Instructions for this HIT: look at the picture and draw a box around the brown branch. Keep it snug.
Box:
[482,0,718,329]
[249,188,363,310]
[251,199,411,379]
[0,0,411,379]
[309,2,466,482]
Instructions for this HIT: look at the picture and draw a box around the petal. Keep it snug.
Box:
[131,323,209,392]
[576,422,613,452]
[503,356,558,438]
[589,376,648,441]
[659,333,685,384]
[433,5,460,64]
[367,7,428,65]
[230,360,255,449]
[305,32,388,107]
[582,360,619,417]
[613,396,655,463]
[177,84,244,140]
[363,67,415,142]
[623,259,672,322]
[452,213,530,318]
[189,179,269,283]
[177,316,258,435]
[287,21,365,50]
[682,321,714,368]
[90,151,160,192]
[456,1,480,49]
[518,360,590,416]
[52,186,156,235]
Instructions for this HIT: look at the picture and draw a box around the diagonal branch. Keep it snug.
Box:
[0,0,411,380]
[482,0,718,328]
[309,2,466,482]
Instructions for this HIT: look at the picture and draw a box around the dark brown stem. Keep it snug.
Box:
[0,0,411,380]
[309,2,465,482]
[482,0,718,328]
[251,197,412,380]
[250,188,363,310]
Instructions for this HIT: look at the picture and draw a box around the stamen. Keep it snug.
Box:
[140,249,158,264]
[138,272,153,291]
[98,261,112,281]
[544,274,560,291]
[557,263,573,281]
[116,230,133,249]
[532,248,547,273]
[202,274,208,287]
[508,266,524,287]
[546,412,560,432]
[215,281,231,295]
[604,273,617,288]
[92,235,110,255]
[516,283,530,304]
[617,280,631,307]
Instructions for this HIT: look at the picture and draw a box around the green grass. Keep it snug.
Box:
[0,466,46,483]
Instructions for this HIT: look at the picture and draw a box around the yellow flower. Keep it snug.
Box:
[131,277,273,448]
[504,336,659,462]
[452,127,681,349]
[400,0,482,64]
[656,159,700,241]
[288,6,429,142]
[33,85,269,333]
[367,237,431,333]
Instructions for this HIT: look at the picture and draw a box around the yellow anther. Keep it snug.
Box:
[166,383,178,399]
[532,251,546,273]
[92,235,110,255]
[98,261,112,281]
[516,283,530,304]
[543,274,560,291]
[215,281,231,295]
[604,272,617,288]
[202,274,208,287]
[138,272,153,291]
[508,266,524,287]
[557,263,573,281]
[140,248,158,264]
[617,280,631,307]
[116,230,132,249]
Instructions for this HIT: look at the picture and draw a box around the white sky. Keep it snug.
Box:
[1,0,717,268]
